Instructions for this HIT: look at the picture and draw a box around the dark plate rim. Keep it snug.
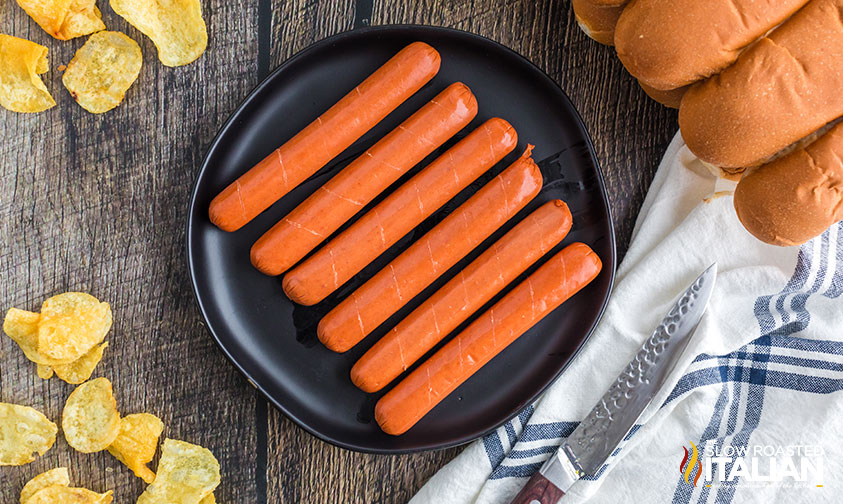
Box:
[186,24,617,454]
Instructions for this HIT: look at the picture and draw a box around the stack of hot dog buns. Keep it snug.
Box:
[573,0,843,246]
[209,42,603,435]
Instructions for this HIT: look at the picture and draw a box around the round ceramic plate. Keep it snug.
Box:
[187,25,616,453]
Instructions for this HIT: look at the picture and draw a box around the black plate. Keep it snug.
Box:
[187,25,616,453]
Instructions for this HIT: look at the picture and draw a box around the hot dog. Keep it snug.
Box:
[208,42,441,232]
[375,242,602,435]
[318,146,544,353]
[250,83,478,276]
[282,118,518,306]
[351,199,573,393]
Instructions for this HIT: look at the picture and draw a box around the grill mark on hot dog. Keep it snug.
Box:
[235,181,247,221]
[328,249,339,289]
[374,208,387,249]
[430,303,441,335]
[450,152,460,184]
[497,173,510,215]
[425,238,439,273]
[282,218,323,237]
[276,150,288,189]
[389,264,403,302]
[398,124,436,147]
[353,295,366,337]
[319,185,365,206]
[492,242,506,285]
[397,332,408,371]
[412,182,425,214]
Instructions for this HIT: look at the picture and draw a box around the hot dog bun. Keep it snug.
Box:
[679,0,843,169]
[638,81,686,109]
[572,0,627,46]
[615,0,810,91]
[734,121,843,246]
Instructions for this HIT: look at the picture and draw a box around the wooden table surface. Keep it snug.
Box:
[0,1,677,502]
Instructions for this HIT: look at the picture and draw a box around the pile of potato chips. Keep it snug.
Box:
[1,0,207,114]
[3,292,112,384]
[2,293,222,503]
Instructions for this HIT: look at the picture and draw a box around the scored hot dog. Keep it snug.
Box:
[282,118,518,306]
[351,199,573,393]
[250,83,478,276]
[375,242,602,435]
[209,42,441,232]
[318,146,544,353]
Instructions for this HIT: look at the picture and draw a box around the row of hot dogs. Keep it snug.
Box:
[208,42,602,435]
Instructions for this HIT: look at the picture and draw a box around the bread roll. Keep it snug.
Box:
[679,0,843,169]
[734,121,843,246]
[615,0,809,91]
[638,81,686,109]
[572,0,627,46]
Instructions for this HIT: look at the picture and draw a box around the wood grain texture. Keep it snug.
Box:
[265,1,677,504]
[0,1,260,502]
[0,0,677,503]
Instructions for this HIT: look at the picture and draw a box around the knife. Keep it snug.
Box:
[510,263,718,504]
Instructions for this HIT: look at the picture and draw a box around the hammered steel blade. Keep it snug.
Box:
[561,263,717,476]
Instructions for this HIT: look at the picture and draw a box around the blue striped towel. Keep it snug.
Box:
[410,133,843,504]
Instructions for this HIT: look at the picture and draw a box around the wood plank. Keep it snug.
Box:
[266,1,676,503]
[269,0,357,66]
[0,1,261,502]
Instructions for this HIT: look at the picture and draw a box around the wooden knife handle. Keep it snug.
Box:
[509,472,566,504]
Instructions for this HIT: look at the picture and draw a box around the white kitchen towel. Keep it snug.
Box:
[410,132,843,504]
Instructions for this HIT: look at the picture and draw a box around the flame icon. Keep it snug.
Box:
[679,441,703,487]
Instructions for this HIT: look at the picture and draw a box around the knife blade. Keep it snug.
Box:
[510,263,718,504]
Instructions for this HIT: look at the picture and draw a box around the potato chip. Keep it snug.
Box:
[62,377,121,453]
[5,300,110,382]
[62,31,142,113]
[3,308,53,365]
[15,0,105,40]
[107,412,164,483]
[109,0,207,66]
[38,292,112,364]
[137,439,220,504]
[25,485,113,504]
[200,494,216,504]
[52,342,108,384]
[0,403,57,466]
[36,364,54,379]
[20,467,70,503]
[0,34,55,113]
